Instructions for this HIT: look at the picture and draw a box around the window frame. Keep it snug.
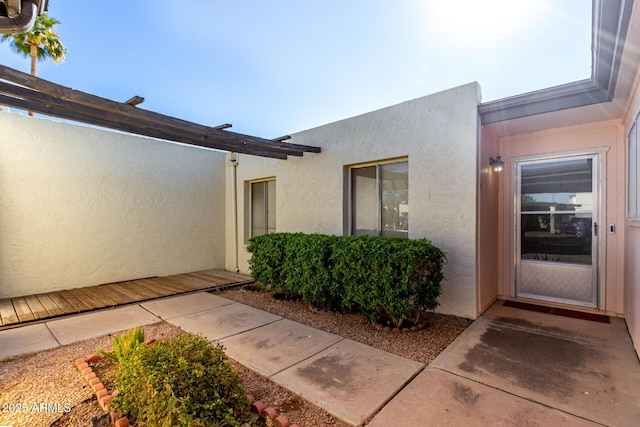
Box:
[347,158,409,237]
[247,178,276,240]
[629,112,640,225]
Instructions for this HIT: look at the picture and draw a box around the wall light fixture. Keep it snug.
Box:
[489,155,504,173]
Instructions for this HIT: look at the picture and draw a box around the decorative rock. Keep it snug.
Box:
[250,400,265,414]
[273,415,290,427]
[261,406,278,420]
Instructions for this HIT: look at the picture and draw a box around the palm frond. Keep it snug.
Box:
[0,12,67,69]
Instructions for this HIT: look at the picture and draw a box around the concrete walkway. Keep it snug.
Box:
[1,293,639,426]
[369,300,640,427]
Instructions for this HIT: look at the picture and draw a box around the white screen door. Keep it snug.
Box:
[515,154,599,308]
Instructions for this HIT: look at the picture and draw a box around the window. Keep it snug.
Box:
[629,114,640,221]
[350,160,408,237]
[250,179,276,237]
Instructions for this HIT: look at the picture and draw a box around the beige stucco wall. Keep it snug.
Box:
[226,83,482,319]
[477,126,500,313]
[496,120,626,315]
[0,112,226,298]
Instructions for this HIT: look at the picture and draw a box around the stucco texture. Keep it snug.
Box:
[477,126,500,313]
[0,113,226,298]
[226,83,481,319]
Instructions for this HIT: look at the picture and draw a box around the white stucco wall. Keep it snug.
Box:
[0,112,226,298]
[226,83,481,318]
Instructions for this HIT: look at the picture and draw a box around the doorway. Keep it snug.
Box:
[515,154,600,308]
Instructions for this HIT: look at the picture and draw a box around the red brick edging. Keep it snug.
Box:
[75,353,129,427]
[247,393,299,427]
[76,341,298,427]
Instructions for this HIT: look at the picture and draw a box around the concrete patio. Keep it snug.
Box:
[0,293,638,426]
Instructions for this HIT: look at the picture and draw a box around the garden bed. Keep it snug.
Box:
[0,285,471,426]
[219,286,471,365]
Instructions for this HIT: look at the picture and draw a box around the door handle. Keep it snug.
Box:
[594,221,598,236]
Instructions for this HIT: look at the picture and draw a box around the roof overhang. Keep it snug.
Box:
[480,0,639,136]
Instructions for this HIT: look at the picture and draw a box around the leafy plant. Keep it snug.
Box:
[247,232,446,327]
[246,232,289,291]
[98,327,145,363]
[332,235,445,327]
[281,233,342,311]
[112,334,252,427]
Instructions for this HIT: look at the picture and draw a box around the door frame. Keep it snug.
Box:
[511,149,607,310]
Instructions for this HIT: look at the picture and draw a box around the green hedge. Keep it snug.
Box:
[247,233,446,327]
[112,334,252,427]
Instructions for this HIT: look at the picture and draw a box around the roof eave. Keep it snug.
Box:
[479,0,634,125]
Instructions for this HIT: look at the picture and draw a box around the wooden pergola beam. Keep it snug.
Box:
[272,135,291,142]
[0,64,321,159]
[0,94,290,159]
[0,81,300,158]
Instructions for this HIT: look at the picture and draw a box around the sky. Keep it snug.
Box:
[0,0,592,138]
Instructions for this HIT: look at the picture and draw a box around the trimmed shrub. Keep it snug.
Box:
[332,235,445,327]
[247,232,446,326]
[246,232,289,291]
[281,233,343,311]
[112,334,252,427]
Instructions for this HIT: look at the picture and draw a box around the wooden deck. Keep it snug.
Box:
[0,269,253,328]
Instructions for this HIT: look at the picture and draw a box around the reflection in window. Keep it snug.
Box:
[520,159,592,265]
[521,159,592,210]
[351,161,408,238]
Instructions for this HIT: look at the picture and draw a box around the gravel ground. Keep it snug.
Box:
[0,322,183,427]
[0,286,471,427]
[218,286,472,365]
